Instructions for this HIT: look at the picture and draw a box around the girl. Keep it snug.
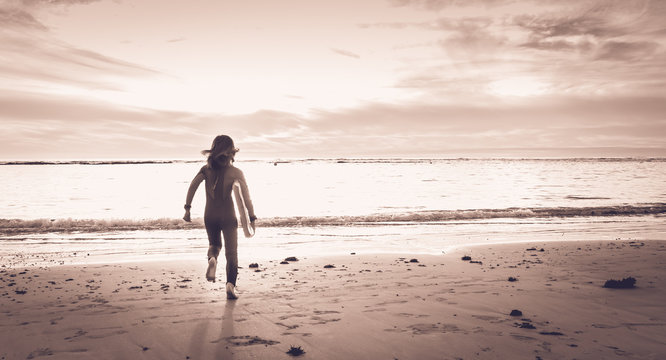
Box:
[183,135,256,299]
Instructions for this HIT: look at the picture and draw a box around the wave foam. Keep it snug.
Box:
[1,204,664,235]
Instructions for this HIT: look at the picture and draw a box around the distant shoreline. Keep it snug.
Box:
[2,157,666,166]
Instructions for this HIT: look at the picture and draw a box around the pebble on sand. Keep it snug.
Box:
[510,309,523,316]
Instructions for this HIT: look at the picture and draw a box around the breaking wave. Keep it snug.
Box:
[1,204,664,235]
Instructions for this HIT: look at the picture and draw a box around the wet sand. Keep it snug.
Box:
[1,240,665,359]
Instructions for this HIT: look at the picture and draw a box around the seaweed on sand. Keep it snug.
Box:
[286,345,305,356]
[603,277,636,289]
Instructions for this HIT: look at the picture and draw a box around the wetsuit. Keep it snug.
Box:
[196,164,254,285]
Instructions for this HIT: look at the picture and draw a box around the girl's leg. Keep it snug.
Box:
[205,218,223,260]
[222,226,239,285]
[207,245,221,260]
[204,218,222,282]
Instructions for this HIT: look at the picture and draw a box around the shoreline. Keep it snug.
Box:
[4,215,665,269]
[2,239,665,359]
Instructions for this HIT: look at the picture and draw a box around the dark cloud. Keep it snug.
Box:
[520,38,594,52]
[1,0,103,31]
[514,0,661,56]
[0,7,47,30]
[595,40,660,61]
[513,12,619,40]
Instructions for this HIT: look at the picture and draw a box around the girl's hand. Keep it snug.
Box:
[183,210,191,222]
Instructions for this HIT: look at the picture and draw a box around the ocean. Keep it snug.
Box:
[1,158,665,266]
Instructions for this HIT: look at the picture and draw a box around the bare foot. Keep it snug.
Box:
[226,282,238,300]
[206,257,217,282]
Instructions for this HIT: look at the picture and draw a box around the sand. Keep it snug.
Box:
[1,240,665,359]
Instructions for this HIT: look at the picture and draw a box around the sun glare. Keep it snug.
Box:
[487,78,549,97]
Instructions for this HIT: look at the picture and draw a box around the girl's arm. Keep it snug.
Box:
[183,172,205,222]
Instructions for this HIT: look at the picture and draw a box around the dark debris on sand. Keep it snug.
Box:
[603,277,636,289]
[324,264,336,269]
[516,322,536,329]
[286,345,306,356]
[461,256,472,261]
[249,263,259,268]
[540,331,564,336]
[284,257,299,262]
[508,277,518,282]
[510,309,523,317]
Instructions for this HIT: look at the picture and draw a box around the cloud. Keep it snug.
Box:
[1,87,665,159]
[362,1,665,108]
[388,0,517,11]
[595,40,660,61]
[514,12,618,40]
[0,34,161,92]
[21,0,95,4]
[432,17,507,58]
[0,90,313,159]
[360,16,507,62]
[514,0,662,58]
[0,1,161,93]
[357,22,413,30]
[1,0,103,30]
[331,48,361,59]
[266,94,666,156]
[0,6,47,29]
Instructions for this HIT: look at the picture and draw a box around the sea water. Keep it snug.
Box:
[1,158,665,266]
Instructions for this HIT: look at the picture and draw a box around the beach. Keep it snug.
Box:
[2,239,664,360]
[2,159,665,359]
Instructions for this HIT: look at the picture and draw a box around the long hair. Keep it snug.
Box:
[201,135,238,170]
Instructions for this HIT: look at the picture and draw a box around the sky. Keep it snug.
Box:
[1,0,665,160]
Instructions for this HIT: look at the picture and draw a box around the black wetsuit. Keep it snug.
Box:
[200,165,239,285]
